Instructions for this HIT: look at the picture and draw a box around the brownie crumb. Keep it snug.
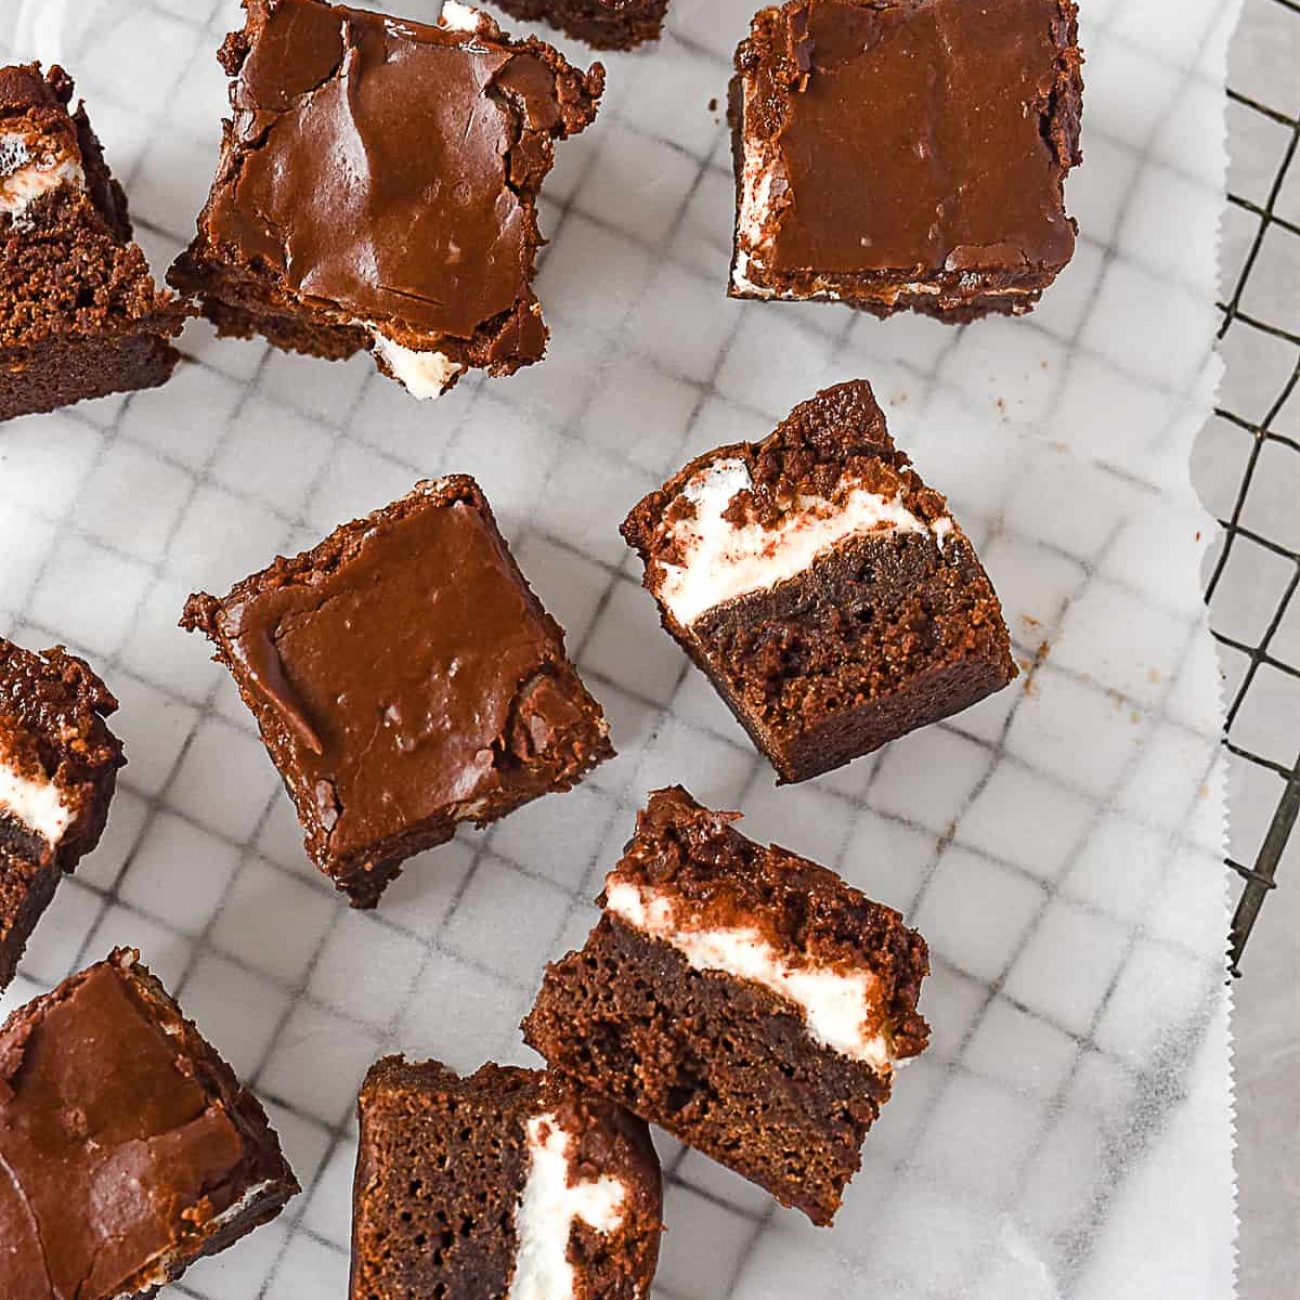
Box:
[0,63,186,421]
[621,380,1017,783]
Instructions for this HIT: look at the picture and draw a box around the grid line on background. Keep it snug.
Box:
[1207,0,1300,974]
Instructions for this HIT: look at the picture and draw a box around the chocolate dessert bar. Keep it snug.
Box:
[729,0,1083,320]
[622,381,1017,783]
[0,638,125,988]
[524,787,930,1225]
[182,477,613,907]
[0,64,185,421]
[352,1057,662,1299]
[0,948,298,1298]
[490,0,671,50]
[170,0,604,398]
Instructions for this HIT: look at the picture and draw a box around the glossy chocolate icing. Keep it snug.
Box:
[733,0,1082,314]
[174,0,603,385]
[0,953,294,1299]
[203,481,606,874]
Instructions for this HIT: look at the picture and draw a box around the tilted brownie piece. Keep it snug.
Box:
[169,0,603,399]
[490,0,670,50]
[0,64,186,421]
[729,0,1083,320]
[352,1058,662,1299]
[524,787,930,1225]
[0,638,125,988]
[182,477,613,907]
[0,948,298,1299]
[622,381,1016,783]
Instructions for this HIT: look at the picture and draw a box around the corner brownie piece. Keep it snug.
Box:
[0,64,186,421]
[622,381,1016,783]
[524,787,929,1225]
[490,0,670,50]
[0,948,298,1298]
[352,1058,662,1299]
[729,0,1083,320]
[182,477,613,906]
[169,0,603,399]
[0,638,125,988]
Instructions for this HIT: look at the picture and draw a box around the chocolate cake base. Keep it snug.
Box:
[0,851,58,989]
[690,526,1016,782]
[351,1057,662,1300]
[526,916,891,1224]
[0,65,185,422]
[491,0,670,49]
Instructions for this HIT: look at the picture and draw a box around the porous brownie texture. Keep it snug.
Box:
[169,0,603,397]
[0,948,298,1299]
[0,64,185,421]
[622,380,1017,783]
[0,639,125,987]
[729,0,1083,320]
[491,0,671,50]
[524,786,930,1225]
[181,477,613,907]
[352,1057,662,1299]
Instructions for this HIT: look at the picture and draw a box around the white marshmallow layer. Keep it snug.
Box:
[0,132,85,223]
[606,878,894,1072]
[439,0,486,29]
[656,457,948,627]
[369,330,464,400]
[508,1112,628,1300]
[0,758,72,846]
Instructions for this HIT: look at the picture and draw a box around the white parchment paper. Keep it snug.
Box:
[0,0,1239,1295]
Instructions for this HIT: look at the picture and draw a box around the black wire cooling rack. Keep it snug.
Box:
[1207,0,1300,975]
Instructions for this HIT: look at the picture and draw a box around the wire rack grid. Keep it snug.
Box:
[1206,0,1300,974]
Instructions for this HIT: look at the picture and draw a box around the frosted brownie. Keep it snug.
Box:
[490,0,671,49]
[0,638,125,988]
[352,1057,662,1299]
[622,380,1016,783]
[170,0,603,399]
[0,948,298,1298]
[182,477,613,907]
[0,64,185,420]
[524,787,930,1225]
[729,0,1083,319]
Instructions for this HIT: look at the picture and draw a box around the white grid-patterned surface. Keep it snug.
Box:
[0,0,1238,1295]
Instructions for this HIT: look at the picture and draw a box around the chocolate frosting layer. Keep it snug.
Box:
[203,0,599,349]
[212,486,583,865]
[739,0,1081,279]
[0,961,261,1298]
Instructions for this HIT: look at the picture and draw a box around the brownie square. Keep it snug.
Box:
[621,380,1017,784]
[352,1057,662,1299]
[0,948,298,1298]
[524,786,930,1225]
[182,476,613,906]
[0,64,186,421]
[490,0,671,50]
[0,638,125,988]
[169,0,603,399]
[729,0,1083,320]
